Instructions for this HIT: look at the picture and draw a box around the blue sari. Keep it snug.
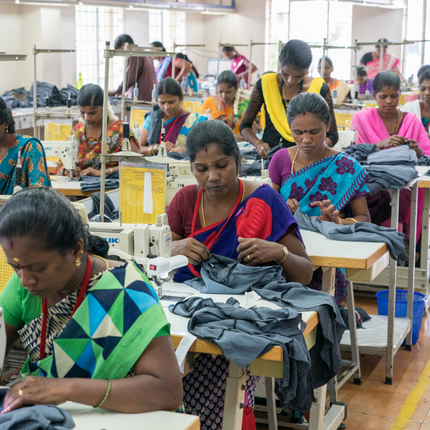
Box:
[280,152,369,304]
[174,183,301,283]
[156,57,172,82]
[0,135,51,195]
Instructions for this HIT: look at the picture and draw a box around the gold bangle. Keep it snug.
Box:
[345,217,358,223]
[275,245,289,263]
[94,379,112,408]
[255,139,261,147]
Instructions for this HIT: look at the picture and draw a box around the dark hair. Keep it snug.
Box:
[286,92,331,126]
[373,71,401,93]
[217,70,238,88]
[151,41,166,52]
[318,57,333,68]
[186,121,239,165]
[357,66,368,77]
[221,46,235,53]
[157,77,183,100]
[279,39,312,70]
[0,97,15,134]
[418,65,430,79]
[375,38,389,48]
[176,53,199,78]
[0,187,107,256]
[419,69,430,85]
[114,34,134,49]
[77,83,103,107]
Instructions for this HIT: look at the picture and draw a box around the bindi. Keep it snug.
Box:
[205,148,208,153]
[303,112,306,116]
[9,241,13,250]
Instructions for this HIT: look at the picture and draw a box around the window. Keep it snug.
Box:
[149,11,163,43]
[75,6,124,89]
[148,10,186,51]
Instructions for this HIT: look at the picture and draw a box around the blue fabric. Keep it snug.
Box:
[174,185,301,283]
[156,57,172,82]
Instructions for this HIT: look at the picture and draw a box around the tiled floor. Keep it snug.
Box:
[257,293,430,430]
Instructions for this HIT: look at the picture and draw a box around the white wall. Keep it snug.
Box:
[123,10,150,48]
[351,5,404,67]
[185,12,206,75]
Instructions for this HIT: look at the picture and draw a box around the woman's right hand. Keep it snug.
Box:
[172,238,211,265]
[256,141,271,159]
[71,167,81,179]
[378,135,404,149]
[165,141,176,152]
[286,199,300,214]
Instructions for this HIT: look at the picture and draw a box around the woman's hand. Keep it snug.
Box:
[237,237,283,265]
[81,167,101,177]
[406,140,423,158]
[173,238,211,265]
[165,141,176,152]
[286,198,300,214]
[256,141,271,160]
[169,146,186,154]
[377,135,405,149]
[2,377,71,414]
[310,200,341,224]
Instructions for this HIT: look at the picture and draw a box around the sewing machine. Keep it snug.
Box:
[41,135,79,174]
[334,129,359,152]
[88,214,172,265]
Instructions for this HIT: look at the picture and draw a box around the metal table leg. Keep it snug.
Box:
[222,362,246,430]
[387,189,399,385]
[406,182,418,349]
[420,189,430,296]
[264,377,278,430]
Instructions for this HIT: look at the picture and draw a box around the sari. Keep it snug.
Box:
[0,261,169,378]
[279,151,370,304]
[350,108,430,241]
[364,52,400,79]
[329,79,350,103]
[232,54,251,85]
[261,74,325,143]
[0,134,51,195]
[156,57,173,82]
[172,182,301,283]
[200,96,249,134]
[144,111,207,147]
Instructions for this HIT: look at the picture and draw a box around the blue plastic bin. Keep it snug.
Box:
[376,290,426,345]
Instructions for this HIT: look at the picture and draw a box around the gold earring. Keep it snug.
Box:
[75,256,81,267]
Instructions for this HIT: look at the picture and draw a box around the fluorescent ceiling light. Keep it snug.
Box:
[18,1,71,5]
[201,9,232,15]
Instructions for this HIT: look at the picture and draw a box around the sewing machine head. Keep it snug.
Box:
[41,135,79,174]
[334,129,359,152]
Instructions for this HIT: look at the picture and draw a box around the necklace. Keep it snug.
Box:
[200,179,246,228]
[281,79,304,108]
[93,254,109,271]
[292,145,326,174]
[222,100,234,129]
[84,116,110,141]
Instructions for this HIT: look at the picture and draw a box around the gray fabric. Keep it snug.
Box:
[0,405,75,430]
[366,144,417,166]
[294,209,407,260]
[170,296,315,411]
[79,173,119,192]
[184,254,282,294]
[147,106,164,145]
[345,142,378,163]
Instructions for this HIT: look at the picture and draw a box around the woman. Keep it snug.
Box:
[0,187,182,413]
[150,42,195,89]
[200,71,251,140]
[0,97,50,194]
[167,120,312,429]
[317,57,351,103]
[356,67,374,95]
[269,92,370,304]
[401,69,430,138]
[58,84,139,178]
[240,39,338,159]
[350,71,430,243]
[140,78,207,155]
[221,46,257,87]
[359,38,403,80]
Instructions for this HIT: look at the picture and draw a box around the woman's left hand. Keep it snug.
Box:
[2,377,70,414]
[169,146,186,153]
[407,140,423,158]
[310,200,341,224]
[81,167,101,177]
[165,141,176,152]
[237,237,283,265]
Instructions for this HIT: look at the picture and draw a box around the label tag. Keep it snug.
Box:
[245,291,261,306]
[175,332,197,373]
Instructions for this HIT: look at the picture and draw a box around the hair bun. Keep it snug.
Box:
[0,97,7,111]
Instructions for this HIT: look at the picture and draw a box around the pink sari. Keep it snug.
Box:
[350,108,430,242]
[366,52,400,79]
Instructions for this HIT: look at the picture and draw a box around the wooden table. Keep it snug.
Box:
[60,402,200,430]
[162,283,346,430]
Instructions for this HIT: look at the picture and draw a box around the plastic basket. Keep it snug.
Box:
[376,290,426,345]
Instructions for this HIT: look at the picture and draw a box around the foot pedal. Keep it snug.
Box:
[353,378,362,386]
[385,377,393,385]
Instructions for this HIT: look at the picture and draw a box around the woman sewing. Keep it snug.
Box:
[356,67,374,95]
[58,84,139,178]
[401,69,430,138]
[140,78,207,155]
[221,46,257,87]
[240,39,338,158]
[200,71,252,140]
[0,187,182,413]
[317,57,351,104]
[0,97,50,194]
[167,120,313,429]
[269,92,370,304]
[359,38,403,80]
[350,71,430,247]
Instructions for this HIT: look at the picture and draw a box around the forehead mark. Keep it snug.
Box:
[9,241,13,250]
